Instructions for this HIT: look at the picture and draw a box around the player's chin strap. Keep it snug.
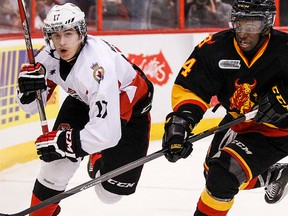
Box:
[0,109,258,216]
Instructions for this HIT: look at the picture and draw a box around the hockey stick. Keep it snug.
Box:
[17,0,49,133]
[0,109,257,216]
[186,109,258,143]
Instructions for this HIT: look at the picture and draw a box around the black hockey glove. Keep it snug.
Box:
[35,129,88,162]
[18,62,46,93]
[162,112,194,162]
[17,91,38,104]
[254,81,288,124]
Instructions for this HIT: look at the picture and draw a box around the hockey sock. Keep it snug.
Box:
[194,188,234,216]
[29,180,63,216]
[30,193,60,216]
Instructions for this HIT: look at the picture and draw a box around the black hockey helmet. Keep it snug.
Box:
[230,0,276,33]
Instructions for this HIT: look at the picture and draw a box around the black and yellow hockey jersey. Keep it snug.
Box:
[173,29,288,136]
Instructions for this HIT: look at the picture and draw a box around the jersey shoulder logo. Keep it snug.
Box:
[91,62,105,83]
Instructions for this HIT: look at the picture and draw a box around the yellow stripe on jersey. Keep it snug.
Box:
[223,147,253,181]
[233,34,270,68]
[239,180,250,190]
[171,84,210,111]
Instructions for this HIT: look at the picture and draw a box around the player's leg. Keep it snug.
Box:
[194,132,286,215]
[87,113,150,203]
[238,162,288,191]
[204,115,288,201]
[237,149,288,203]
[30,158,81,216]
[30,96,89,216]
[30,180,61,216]
[195,150,241,216]
[203,113,237,176]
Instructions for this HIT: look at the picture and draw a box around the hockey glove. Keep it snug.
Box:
[254,81,288,124]
[18,62,46,93]
[17,91,38,104]
[35,129,88,162]
[162,112,194,162]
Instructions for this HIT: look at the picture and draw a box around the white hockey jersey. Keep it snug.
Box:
[16,35,149,154]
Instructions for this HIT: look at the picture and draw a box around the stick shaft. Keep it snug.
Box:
[17,0,48,134]
[187,109,258,143]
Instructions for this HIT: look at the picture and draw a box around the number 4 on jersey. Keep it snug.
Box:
[181,58,196,77]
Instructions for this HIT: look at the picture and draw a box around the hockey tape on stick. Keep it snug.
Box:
[17,0,48,134]
[0,109,257,216]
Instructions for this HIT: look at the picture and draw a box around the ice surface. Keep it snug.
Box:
[1,138,288,216]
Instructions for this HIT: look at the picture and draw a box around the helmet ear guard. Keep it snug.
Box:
[229,0,276,34]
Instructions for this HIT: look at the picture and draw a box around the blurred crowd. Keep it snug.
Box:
[0,0,287,33]
[0,0,21,33]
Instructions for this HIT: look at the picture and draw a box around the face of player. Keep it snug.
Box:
[51,29,82,62]
[234,19,263,52]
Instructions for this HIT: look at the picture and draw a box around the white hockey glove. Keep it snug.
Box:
[35,129,88,162]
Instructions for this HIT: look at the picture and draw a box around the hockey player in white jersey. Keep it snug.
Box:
[16,3,153,216]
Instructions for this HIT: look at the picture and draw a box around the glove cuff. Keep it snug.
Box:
[72,129,89,157]
[57,129,89,158]
[177,104,205,124]
[166,112,195,134]
[19,91,37,104]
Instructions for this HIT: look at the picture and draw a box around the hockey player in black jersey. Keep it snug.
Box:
[162,0,288,215]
